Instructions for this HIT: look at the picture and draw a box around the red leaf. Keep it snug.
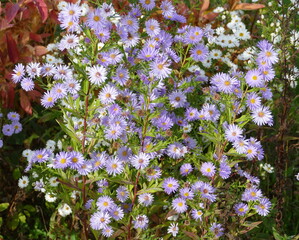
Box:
[30,33,43,43]
[200,0,210,12]
[0,19,14,31]
[20,90,32,115]
[5,3,20,23]
[49,10,59,24]
[28,90,42,102]
[233,3,265,10]
[35,46,48,56]
[6,32,19,63]
[35,0,48,23]
[203,12,219,21]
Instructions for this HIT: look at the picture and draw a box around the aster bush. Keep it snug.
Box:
[10,0,282,239]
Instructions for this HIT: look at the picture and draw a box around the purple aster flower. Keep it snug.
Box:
[59,17,80,33]
[251,106,273,126]
[255,197,271,216]
[104,124,123,140]
[154,114,174,130]
[105,157,124,176]
[7,112,20,122]
[200,182,216,202]
[59,2,81,21]
[99,85,118,104]
[112,66,129,86]
[161,0,176,19]
[121,15,139,32]
[260,67,275,82]
[246,145,258,160]
[116,186,129,202]
[200,162,216,178]
[185,107,199,121]
[86,8,109,31]
[54,151,71,169]
[167,142,188,159]
[129,5,141,17]
[99,3,115,18]
[102,226,114,237]
[12,63,25,83]
[242,187,263,201]
[190,44,209,61]
[53,65,73,80]
[21,77,35,91]
[179,187,194,200]
[96,196,115,212]
[225,124,243,142]
[64,78,80,94]
[257,40,278,65]
[107,49,123,65]
[219,161,231,179]
[217,74,239,94]
[202,103,220,122]
[109,206,124,221]
[31,149,51,163]
[52,83,67,99]
[163,177,179,195]
[11,121,22,134]
[88,65,107,85]
[210,223,224,237]
[169,91,187,108]
[42,64,56,77]
[77,162,93,175]
[165,47,180,63]
[121,203,132,213]
[2,124,14,136]
[172,197,188,213]
[133,215,148,229]
[180,163,193,176]
[145,166,162,181]
[41,91,57,108]
[191,209,203,221]
[246,92,262,110]
[26,62,41,78]
[245,69,264,88]
[139,0,155,11]
[58,33,79,51]
[234,202,249,216]
[137,47,158,61]
[260,87,273,100]
[138,193,154,206]
[117,146,132,162]
[145,19,160,37]
[150,56,171,80]
[95,27,111,42]
[90,211,111,230]
[184,26,204,44]
[130,152,150,170]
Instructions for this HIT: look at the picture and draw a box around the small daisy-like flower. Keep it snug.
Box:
[59,34,79,50]
[106,157,124,176]
[180,163,193,176]
[99,85,118,104]
[21,77,35,91]
[105,124,123,140]
[163,177,179,195]
[210,223,224,237]
[131,152,150,170]
[219,160,231,179]
[26,62,41,78]
[251,106,273,126]
[246,92,262,110]
[7,112,20,122]
[145,19,160,37]
[96,196,115,212]
[146,166,162,181]
[109,206,124,221]
[255,197,271,216]
[54,151,71,169]
[49,177,59,187]
[225,124,243,142]
[133,215,149,229]
[246,145,258,160]
[41,91,57,108]
[190,44,209,61]
[87,65,107,85]
[150,56,172,80]
[172,197,188,213]
[12,63,25,83]
[18,176,29,188]
[169,91,187,108]
[210,49,222,59]
[167,223,179,237]
[234,202,249,216]
[2,124,14,136]
[200,162,216,178]
[45,192,57,202]
[191,209,203,220]
[245,69,264,87]
[179,187,194,200]
[138,193,154,206]
[117,146,132,162]
[217,74,239,94]
[200,182,216,202]
[242,187,263,201]
[139,0,155,11]
[58,203,72,217]
[90,211,111,230]
[116,186,129,202]
[64,78,80,94]
[102,226,114,237]
[11,122,22,134]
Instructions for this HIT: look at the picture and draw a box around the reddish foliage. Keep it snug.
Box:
[0,0,60,115]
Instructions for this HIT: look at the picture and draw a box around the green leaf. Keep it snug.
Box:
[137,187,163,195]
[13,168,21,180]
[0,217,2,227]
[0,203,9,212]
[7,216,19,230]
[18,213,26,223]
